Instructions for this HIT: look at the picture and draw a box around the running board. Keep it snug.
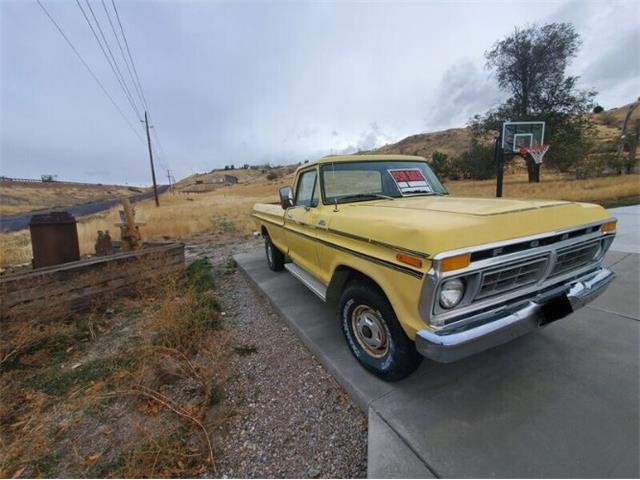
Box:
[284,263,327,302]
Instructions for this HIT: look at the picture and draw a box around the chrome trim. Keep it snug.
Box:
[476,254,549,299]
[415,268,616,363]
[420,222,616,329]
[430,218,616,260]
[285,262,328,301]
[550,239,601,278]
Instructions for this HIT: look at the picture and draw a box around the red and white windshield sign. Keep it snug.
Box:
[387,168,432,195]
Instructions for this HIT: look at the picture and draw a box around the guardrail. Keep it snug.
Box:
[0,176,145,189]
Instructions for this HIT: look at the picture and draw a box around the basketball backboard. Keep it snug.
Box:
[501,121,545,153]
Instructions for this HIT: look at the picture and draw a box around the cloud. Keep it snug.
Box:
[1,0,638,183]
[582,28,639,87]
[425,62,504,130]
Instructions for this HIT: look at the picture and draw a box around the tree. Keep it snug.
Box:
[430,151,449,178]
[472,23,596,182]
[457,140,495,180]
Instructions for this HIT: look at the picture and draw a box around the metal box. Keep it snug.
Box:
[29,212,80,269]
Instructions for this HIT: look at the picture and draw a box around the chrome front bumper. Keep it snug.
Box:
[415,268,615,363]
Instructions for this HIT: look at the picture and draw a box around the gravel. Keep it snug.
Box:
[185,236,367,478]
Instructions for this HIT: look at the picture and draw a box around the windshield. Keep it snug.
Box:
[320,160,448,204]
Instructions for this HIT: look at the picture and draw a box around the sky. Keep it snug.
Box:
[1,0,638,186]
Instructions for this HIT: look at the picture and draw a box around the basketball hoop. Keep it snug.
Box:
[519,144,549,164]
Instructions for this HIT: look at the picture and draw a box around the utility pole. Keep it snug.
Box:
[144,111,160,207]
[166,169,173,193]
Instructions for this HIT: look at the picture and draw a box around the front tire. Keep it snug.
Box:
[264,234,285,271]
[339,281,422,381]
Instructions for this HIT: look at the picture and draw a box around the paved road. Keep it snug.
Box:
[0,185,169,232]
[234,206,639,478]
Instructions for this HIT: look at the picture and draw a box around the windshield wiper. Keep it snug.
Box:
[336,193,395,202]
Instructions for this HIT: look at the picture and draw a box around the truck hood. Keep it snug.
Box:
[367,196,571,216]
[327,196,612,256]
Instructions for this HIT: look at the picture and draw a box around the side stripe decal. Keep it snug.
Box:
[252,214,425,279]
[286,225,424,279]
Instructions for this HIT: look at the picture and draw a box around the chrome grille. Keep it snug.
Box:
[550,240,601,277]
[476,255,548,299]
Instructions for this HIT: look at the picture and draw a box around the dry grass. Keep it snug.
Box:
[0,181,146,216]
[445,172,640,202]
[1,172,638,269]
[0,259,230,478]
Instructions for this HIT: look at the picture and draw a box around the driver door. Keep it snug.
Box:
[285,168,320,273]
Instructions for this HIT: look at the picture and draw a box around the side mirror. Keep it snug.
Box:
[279,186,294,209]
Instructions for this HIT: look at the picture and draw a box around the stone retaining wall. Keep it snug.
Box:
[0,242,184,321]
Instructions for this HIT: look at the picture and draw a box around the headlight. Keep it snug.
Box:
[439,278,466,309]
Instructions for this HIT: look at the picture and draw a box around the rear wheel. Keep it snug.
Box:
[339,281,422,381]
[264,234,285,271]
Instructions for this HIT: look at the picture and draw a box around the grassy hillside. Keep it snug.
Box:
[372,102,640,160]
[0,181,148,216]
[374,127,472,159]
[175,165,296,192]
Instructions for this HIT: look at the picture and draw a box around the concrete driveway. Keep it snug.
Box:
[234,206,639,478]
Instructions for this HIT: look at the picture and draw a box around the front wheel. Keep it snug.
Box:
[339,282,422,381]
[264,234,285,271]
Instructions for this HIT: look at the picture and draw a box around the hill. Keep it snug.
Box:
[371,102,640,160]
[374,127,472,159]
[0,179,148,216]
[175,165,296,193]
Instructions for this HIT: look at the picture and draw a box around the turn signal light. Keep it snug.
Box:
[440,253,470,272]
[601,221,617,234]
[396,253,423,268]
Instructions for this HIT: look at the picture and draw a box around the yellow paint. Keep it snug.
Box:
[253,155,613,340]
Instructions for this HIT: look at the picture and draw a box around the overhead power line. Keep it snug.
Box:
[110,0,172,172]
[100,0,145,114]
[83,0,141,118]
[74,0,141,120]
[111,0,149,112]
[36,0,144,143]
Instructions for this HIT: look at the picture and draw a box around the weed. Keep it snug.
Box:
[209,383,223,406]
[216,218,236,234]
[31,451,64,477]
[22,353,137,397]
[183,258,215,293]
[234,344,258,356]
[0,314,98,371]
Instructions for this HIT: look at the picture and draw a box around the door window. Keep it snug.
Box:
[295,170,318,207]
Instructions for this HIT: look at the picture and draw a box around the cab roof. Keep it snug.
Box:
[297,154,427,172]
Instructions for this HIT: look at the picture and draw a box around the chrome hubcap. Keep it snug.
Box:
[351,305,389,358]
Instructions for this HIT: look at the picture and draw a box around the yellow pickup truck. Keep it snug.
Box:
[252,154,616,380]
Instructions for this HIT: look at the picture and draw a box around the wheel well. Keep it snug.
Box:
[326,265,387,306]
[261,225,268,237]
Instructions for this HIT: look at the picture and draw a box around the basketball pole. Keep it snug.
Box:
[494,131,504,198]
